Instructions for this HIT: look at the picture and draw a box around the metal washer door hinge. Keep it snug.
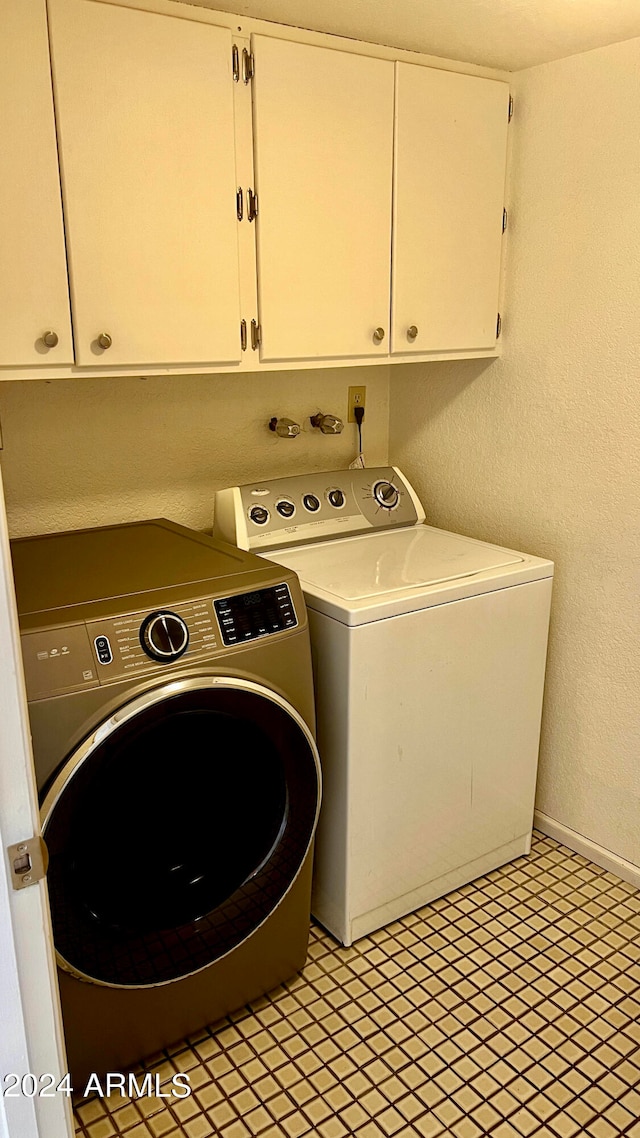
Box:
[496,313,502,339]
[508,94,514,121]
[232,44,240,82]
[247,188,258,222]
[251,319,261,350]
[7,835,48,890]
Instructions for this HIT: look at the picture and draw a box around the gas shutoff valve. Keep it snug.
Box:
[310,412,344,435]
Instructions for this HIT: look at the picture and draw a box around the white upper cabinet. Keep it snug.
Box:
[0,0,73,367]
[1,1,511,378]
[392,64,509,355]
[251,36,394,362]
[48,0,242,368]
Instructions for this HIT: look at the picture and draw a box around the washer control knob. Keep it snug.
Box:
[327,488,345,509]
[303,493,320,513]
[140,611,189,662]
[276,499,295,519]
[249,505,270,525]
[373,480,400,510]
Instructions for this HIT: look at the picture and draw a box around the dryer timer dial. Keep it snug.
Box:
[140,611,190,662]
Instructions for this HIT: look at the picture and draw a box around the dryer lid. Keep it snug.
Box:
[11,519,272,621]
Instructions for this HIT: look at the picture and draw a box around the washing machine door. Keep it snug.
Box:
[41,677,321,988]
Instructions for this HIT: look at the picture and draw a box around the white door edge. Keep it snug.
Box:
[0,463,73,1138]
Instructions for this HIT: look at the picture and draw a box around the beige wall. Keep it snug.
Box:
[390,36,640,867]
[0,366,389,537]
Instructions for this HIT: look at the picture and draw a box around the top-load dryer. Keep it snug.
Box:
[11,518,321,1081]
[214,468,553,946]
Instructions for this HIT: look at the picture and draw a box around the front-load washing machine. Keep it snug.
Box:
[214,468,553,947]
[11,519,321,1083]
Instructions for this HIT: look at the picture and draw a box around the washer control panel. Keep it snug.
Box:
[214,467,425,552]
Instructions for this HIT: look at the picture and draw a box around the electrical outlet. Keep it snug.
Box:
[348,385,366,422]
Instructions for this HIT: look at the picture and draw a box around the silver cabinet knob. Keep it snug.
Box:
[372,327,385,345]
[97,332,112,350]
[407,325,418,341]
[42,331,59,348]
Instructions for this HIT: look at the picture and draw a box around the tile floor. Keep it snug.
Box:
[73,832,640,1138]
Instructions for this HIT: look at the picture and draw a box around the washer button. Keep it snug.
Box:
[249,505,270,525]
[276,500,296,519]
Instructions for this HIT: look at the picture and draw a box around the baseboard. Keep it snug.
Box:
[534,810,640,890]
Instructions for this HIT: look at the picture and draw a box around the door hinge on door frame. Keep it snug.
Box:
[232,44,240,82]
[242,48,254,83]
[247,188,258,222]
[496,313,502,339]
[251,319,261,350]
[508,94,514,122]
[7,835,48,890]
[240,319,247,351]
[502,208,508,234]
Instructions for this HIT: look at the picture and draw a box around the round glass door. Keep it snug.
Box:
[42,679,320,987]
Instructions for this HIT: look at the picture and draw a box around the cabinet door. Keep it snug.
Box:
[48,0,241,368]
[252,36,394,362]
[392,64,509,355]
[0,0,73,367]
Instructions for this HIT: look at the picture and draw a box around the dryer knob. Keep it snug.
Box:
[140,611,190,662]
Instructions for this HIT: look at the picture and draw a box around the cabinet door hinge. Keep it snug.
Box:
[7,836,48,890]
[496,313,502,339]
[236,187,244,221]
[247,188,258,222]
[502,207,508,234]
[232,44,240,82]
[508,94,514,122]
[240,319,247,351]
[242,48,254,84]
[251,319,261,350]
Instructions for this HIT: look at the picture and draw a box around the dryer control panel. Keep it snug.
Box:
[215,584,297,646]
[20,583,298,700]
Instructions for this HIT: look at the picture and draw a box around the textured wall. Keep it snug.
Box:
[390,37,640,866]
[0,366,389,537]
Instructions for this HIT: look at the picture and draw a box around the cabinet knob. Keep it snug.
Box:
[42,331,59,348]
[407,325,418,341]
[372,327,385,345]
[97,332,112,350]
